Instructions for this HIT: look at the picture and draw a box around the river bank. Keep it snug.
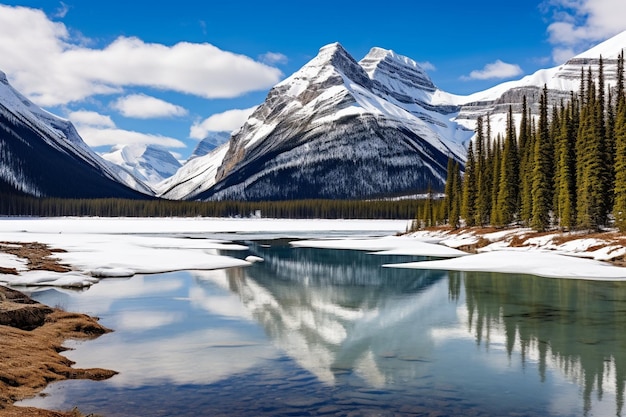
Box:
[0,242,116,417]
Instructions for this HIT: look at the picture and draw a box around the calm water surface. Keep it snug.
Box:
[18,240,626,416]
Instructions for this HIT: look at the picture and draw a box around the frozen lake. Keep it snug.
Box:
[15,237,626,417]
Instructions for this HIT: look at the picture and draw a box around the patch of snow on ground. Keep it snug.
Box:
[0,218,409,288]
[385,250,626,281]
[0,252,27,271]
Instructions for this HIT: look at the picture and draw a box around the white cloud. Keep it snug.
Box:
[78,127,186,148]
[190,106,257,139]
[418,61,436,71]
[463,60,523,80]
[259,52,288,65]
[68,110,115,128]
[543,0,626,62]
[0,5,283,107]
[53,2,69,18]
[112,94,188,119]
[68,110,185,148]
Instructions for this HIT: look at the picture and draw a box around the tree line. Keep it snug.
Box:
[0,194,427,221]
[414,52,626,232]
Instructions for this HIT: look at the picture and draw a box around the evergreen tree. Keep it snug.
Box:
[474,116,491,225]
[614,50,626,231]
[519,96,533,225]
[449,160,462,228]
[461,141,477,226]
[490,135,503,226]
[554,99,576,229]
[577,67,608,230]
[497,106,520,225]
[532,85,553,231]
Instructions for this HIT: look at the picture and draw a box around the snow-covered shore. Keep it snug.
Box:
[2,218,626,286]
[293,227,626,281]
[0,217,409,288]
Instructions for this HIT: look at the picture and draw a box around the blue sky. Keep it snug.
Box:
[1,0,625,160]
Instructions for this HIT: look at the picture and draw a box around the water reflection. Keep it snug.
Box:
[458,271,626,416]
[20,242,626,416]
[194,243,448,386]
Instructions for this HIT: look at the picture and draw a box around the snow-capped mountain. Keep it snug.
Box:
[0,70,151,198]
[101,144,181,187]
[156,143,229,200]
[188,131,231,160]
[454,30,626,136]
[180,43,470,201]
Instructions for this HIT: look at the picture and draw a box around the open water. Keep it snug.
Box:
[18,239,626,416]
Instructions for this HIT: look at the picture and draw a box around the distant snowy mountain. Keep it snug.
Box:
[454,30,626,136]
[188,131,231,160]
[156,143,229,200]
[178,43,471,201]
[5,30,626,202]
[101,144,181,187]
[0,70,151,198]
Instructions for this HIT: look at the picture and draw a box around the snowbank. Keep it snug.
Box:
[0,217,409,288]
[385,250,626,281]
[291,235,467,258]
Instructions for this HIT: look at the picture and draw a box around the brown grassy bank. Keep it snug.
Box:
[0,243,116,417]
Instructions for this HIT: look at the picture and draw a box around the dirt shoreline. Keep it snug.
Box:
[0,242,116,417]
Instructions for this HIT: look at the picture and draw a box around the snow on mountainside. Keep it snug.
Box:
[101,144,182,186]
[156,143,229,200]
[0,70,152,198]
[455,30,626,136]
[181,42,472,201]
[188,131,231,160]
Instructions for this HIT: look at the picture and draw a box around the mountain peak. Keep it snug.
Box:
[573,29,626,60]
[360,47,436,95]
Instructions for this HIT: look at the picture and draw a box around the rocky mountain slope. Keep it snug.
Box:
[180,43,471,201]
[0,70,151,198]
[101,144,182,188]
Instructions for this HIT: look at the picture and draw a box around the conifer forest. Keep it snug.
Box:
[415,52,626,233]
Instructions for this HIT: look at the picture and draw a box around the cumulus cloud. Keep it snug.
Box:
[0,5,283,107]
[463,60,523,80]
[68,110,185,148]
[67,110,115,128]
[543,0,626,62]
[190,106,257,139]
[112,94,188,119]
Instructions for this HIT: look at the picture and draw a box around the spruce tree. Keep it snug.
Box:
[449,161,462,228]
[474,117,491,226]
[531,85,553,231]
[461,142,477,226]
[554,99,576,229]
[490,136,503,226]
[497,106,520,225]
[519,97,533,225]
[614,50,626,231]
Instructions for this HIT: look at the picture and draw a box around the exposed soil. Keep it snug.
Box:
[0,243,115,417]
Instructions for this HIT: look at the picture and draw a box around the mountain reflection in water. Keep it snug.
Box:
[21,240,626,416]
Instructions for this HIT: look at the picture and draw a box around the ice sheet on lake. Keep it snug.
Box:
[292,235,467,258]
[385,250,626,280]
[0,217,409,288]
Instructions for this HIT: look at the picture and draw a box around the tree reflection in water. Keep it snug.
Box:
[460,271,626,416]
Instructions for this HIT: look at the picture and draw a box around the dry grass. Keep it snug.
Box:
[0,242,71,273]
[0,244,115,417]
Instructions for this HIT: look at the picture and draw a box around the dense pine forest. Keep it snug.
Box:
[414,51,626,233]
[0,193,426,220]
